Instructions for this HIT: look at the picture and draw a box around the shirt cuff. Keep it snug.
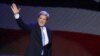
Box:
[14,14,20,19]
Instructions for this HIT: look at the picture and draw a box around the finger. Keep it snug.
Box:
[11,4,14,9]
[19,8,21,11]
[12,3,16,6]
[11,6,13,10]
[12,3,14,7]
[13,3,17,8]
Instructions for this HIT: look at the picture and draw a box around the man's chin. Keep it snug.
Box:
[39,25,45,27]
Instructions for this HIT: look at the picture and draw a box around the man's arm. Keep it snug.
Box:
[11,3,31,32]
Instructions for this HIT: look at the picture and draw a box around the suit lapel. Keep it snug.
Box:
[35,23,42,46]
[46,28,51,43]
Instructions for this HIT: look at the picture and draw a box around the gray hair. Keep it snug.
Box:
[39,11,50,18]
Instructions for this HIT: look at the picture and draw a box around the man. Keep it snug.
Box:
[11,3,52,56]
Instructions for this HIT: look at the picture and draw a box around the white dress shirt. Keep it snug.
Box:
[14,14,20,19]
[40,26,49,46]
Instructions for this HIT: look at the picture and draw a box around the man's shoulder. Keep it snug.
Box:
[30,22,40,29]
[30,22,37,26]
[46,27,52,32]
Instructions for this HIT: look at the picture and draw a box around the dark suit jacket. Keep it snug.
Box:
[16,18,52,56]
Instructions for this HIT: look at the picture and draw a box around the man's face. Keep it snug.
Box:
[38,15,48,27]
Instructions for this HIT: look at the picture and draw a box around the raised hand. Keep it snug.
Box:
[11,3,21,14]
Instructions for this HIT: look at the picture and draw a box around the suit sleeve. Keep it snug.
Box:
[48,30,53,56]
[16,17,31,32]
